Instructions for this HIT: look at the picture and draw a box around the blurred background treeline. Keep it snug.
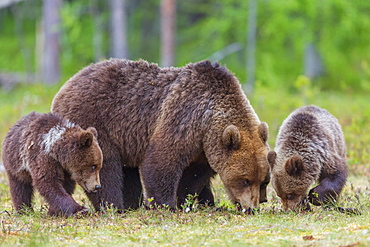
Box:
[0,0,369,92]
[0,0,370,173]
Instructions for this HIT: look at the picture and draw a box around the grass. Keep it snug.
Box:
[1,174,369,246]
[0,82,370,246]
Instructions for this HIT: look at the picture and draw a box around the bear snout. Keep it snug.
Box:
[234,191,260,213]
[83,180,101,193]
[88,183,102,193]
[81,173,102,193]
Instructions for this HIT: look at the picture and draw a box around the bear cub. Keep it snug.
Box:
[268,105,348,211]
[2,112,103,217]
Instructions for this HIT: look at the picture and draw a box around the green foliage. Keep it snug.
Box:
[0,82,61,145]
[1,0,369,92]
[127,0,161,62]
[0,4,39,72]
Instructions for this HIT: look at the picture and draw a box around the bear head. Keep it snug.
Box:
[53,126,103,193]
[268,151,312,211]
[206,122,270,212]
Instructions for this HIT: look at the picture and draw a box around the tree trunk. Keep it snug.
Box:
[11,3,33,82]
[160,0,176,67]
[41,0,61,84]
[304,43,324,80]
[91,0,105,61]
[245,0,257,94]
[109,0,128,59]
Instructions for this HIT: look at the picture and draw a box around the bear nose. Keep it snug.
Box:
[95,185,102,190]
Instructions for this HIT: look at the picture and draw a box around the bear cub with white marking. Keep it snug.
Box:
[2,112,103,217]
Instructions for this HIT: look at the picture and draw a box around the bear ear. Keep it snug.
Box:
[78,132,93,148]
[87,127,98,138]
[259,122,269,143]
[267,151,277,170]
[222,125,240,150]
[285,155,304,177]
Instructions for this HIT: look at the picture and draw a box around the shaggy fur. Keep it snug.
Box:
[2,112,103,217]
[51,59,270,211]
[268,105,348,210]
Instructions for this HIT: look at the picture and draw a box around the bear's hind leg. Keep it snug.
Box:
[7,173,34,213]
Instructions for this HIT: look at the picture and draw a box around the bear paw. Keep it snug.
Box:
[72,207,91,218]
[308,188,323,206]
[48,204,89,218]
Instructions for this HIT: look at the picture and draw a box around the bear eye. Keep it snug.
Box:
[242,179,250,186]
[92,165,97,171]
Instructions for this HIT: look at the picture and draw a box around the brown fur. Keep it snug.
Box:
[268,105,348,211]
[51,59,270,211]
[1,112,103,217]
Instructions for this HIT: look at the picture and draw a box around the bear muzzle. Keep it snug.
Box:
[235,185,260,213]
[282,196,310,212]
[83,182,102,193]
[82,175,102,193]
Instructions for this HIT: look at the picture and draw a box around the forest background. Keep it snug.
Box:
[0,0,369,92]
[0,0,370,246]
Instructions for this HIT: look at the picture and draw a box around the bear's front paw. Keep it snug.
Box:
[308,188,322,206]
[308,188,323,206]
[72,207,90,218]
[48,204,88,217]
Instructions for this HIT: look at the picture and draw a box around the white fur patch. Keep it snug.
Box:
[63,119,76,129]
[41,125,67,154]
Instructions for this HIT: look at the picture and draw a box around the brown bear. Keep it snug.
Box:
[1,112,103,217]
[51,59,270,212]
[267,105,348,211]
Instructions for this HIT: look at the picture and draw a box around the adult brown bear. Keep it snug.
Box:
[51,59,270,212]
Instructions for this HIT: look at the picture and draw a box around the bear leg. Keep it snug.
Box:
[7,173,34,213]
[177,158,216,207]
[85,155,125,211]
[39,185,86,217]
[141,128,204,209]
[309,170,347,206]
[63,170,76,195]
[47,199,87,217]
[140,161,183,209]
[36,182,86,217]
[198,184,215,206]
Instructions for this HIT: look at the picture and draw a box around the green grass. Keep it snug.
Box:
[1,83,370,246]
[0,174,369,246]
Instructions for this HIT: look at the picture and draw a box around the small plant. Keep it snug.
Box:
[180,194,199,212]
